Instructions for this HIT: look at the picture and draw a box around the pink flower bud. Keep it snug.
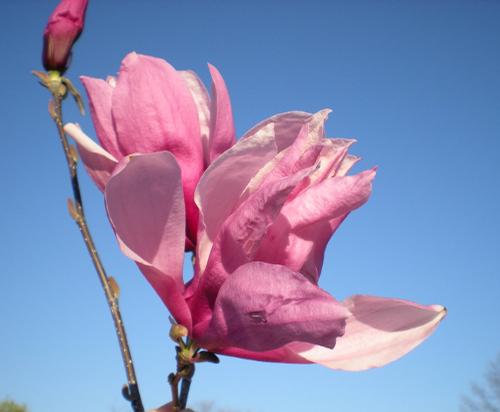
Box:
[42,0,88,73]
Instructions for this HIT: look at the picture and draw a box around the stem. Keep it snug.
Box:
[169,344,196,411]
[168,372,181,409]
[179,365,195,410]
[52,93,144,412]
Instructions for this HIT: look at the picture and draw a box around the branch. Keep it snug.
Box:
[37,70,145,412]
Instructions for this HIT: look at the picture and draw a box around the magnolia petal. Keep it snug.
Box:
[64,123,117,191]
[240,110,334,202]
[288,295,447,371]
[111,53,203,247]
[208,64,236,163]
[302,139,356,187]
[215,345,309,364]
[104,151,191,328]
[306,109,331,143]
[295,216,347,282]
[336,154,361,177]
[242,111,313,151]
[112,52,202,157]
[278,157,370,281]
[256,217,343,283]
[255,169,375,281]
[80,76,123,159]
[204,262,349,352]
[180,70,211,166]
[241,123,310,198]
[195,122,278,272]
[283,168,376,229]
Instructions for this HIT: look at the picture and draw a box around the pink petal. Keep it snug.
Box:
[292,216,347,282]
[304,109,331,142]
[180,70,211,166]
[200,262,349,352]
[112,52,202,157]
[208,64,236,163]
[283,168,376,229]
[255,169,376,280]
[64,123,118,192]
[104,151,191,329]
[288,295,447,371]
[80,76,123,159]
[337,153,361,177]
[214,345,309,364]
[240,110,334,200]
[195,122,278,272]
[242,111,315,151]
[111,53,204,246]
[240,123,311,198]
[296,138,355,190]
[257,216,345,284]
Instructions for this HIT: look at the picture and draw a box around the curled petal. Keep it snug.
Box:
[64,123,117,191]
[202,262,349,352]
[294,216,346,282]
[241,110,333,201]
[104,151,191,328]
[241,123,310,197]
[242,111,314,151]
[336,153,361,177]
[256,169,375,281]
[295,138,355,191]
[288,295,447,371]
[283,168,376,229]
[308,109,331,140]
[208,64,236,163]
[80,76,123,159]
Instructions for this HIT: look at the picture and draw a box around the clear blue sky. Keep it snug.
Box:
[1,1,499,411]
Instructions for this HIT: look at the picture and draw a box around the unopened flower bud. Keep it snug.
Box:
[169,324,188,342]
[42,0,88,73]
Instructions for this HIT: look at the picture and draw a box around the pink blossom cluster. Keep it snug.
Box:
[65,51,445,370]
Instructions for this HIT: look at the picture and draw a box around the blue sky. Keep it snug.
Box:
[1,1,499,411]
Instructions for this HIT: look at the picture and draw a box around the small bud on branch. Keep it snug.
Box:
[42,0,88,74]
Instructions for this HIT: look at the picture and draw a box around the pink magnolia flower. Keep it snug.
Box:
[64,52,236,249]
[103,109,446,370]
[43,0,88,73]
